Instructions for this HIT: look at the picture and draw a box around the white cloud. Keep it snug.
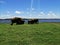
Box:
[7,11,10,13]
[40,12,44,14]
[26,12,29,14]
[15,11,23,14]
[38,12,45,17]
[7,11,10,14]
[38,11,60,19]
[47,11,58,18]
[31,8,35,10]
[0,10,60,19]
[27,8,35,11]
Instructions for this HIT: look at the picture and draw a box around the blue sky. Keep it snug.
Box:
[0,0,60,19]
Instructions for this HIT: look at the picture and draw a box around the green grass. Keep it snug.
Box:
[0,23,60,45]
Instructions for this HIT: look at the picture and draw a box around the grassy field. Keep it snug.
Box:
[0,23,60,45]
